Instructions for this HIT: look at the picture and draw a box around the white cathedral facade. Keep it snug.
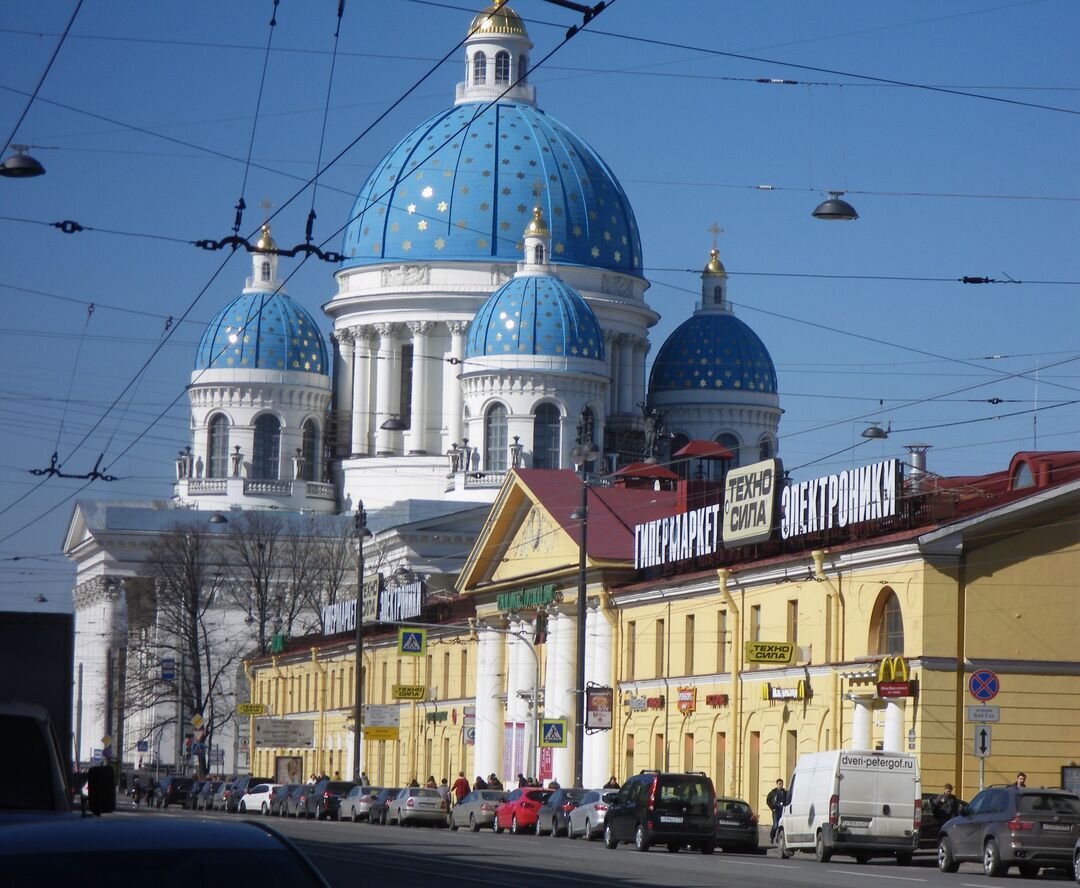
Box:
[64,3,781,776]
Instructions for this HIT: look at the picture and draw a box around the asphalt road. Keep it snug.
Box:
[125,805,1074,887]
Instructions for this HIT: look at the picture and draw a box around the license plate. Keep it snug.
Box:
[1042,823,1072,832]
[660,815,683,824]
[717,819,740,827]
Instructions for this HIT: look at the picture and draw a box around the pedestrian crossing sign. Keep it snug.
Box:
[398,627,426,656]
[539,718,568,748]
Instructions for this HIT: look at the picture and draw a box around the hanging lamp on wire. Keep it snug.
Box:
[0,144,45,178]
[812,190,858,221]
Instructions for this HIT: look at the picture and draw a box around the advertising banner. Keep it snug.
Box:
[585,686,613,730]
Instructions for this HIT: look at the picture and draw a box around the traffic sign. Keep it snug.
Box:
[363,726,399,741]
[136,740,149,752]
[398,627,426,656]
[973,724,992,758]
[191,713,204,729]
[237,702,267,716]
[966,705,1000,723]
[101,734,112,748]
[968,669,1000,701]
[539,718,567,748]
[160,657,175,681]
[463,726,476,745]
[391,684,426,701]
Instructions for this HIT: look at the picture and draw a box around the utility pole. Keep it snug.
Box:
[352,503,369,782]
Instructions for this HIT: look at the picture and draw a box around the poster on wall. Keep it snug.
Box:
[585,686,613,730]
[539,746,553,782]
[275,755,303,786]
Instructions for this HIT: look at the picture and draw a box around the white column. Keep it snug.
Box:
[374,323,397,456]
[884,700,905,753]
[851,697,874,749]
[583,604,613,788]
[632,337,649,409]
[474,628,505,782]
[407,321,432,455]
[505,621,526,724]
[349,329,367,457]
[332,330,353,457]
[618,334,634,413]
[546,610,576,785]
[603,330,617,417]
[445,321,467,448]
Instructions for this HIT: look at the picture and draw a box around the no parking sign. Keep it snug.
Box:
[968,669,1000,701]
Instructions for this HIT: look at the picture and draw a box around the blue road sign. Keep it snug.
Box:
[539,718,567,748]
[398,628,426,656]
[136,740,149,752]
[968,669,1000,701]
[160,657,176,681]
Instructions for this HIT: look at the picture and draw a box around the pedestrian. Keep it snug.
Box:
[936,783,960,820]
[548,777,561,790]
[131,776,141,807]
[425,775,437,789]
[360,771,370,787]
[408,776,420,788]
[332,771,341,780]
[517,772,527,788]
[1015,772,1027,788]
[604,775,619,789]
[488,773,503,790]
[452,771,470,804]
[308,773,317,785]
[766,778,787,843]
[474,775,488,791]
[119,772,128,792]
[438,778,451,804]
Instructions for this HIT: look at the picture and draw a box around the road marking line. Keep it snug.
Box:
[721,859,799,869]
[827,870,925,882]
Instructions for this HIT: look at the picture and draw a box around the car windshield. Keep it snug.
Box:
[525,790,553,804]
[1019,793,1080,815]
[563,789,587,802]
[413,789,441,798]
[480,791,504,801]
[719,799,752,816]
[655,777,713,815]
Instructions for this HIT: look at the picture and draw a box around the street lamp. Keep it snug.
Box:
[352,503,372,782]
[570,414,599,789]
[812,190,859,221]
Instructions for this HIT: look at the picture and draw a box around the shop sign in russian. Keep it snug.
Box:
[585,686,613,730]
[744,641,795,665]
[626,695,647,712]
[253,719,314,748]
[322,575,382,632]
[677,687,697,715]
[762,681,810,701]
[381,581,422,622]
[723,459,780,546]
[391,684,426,701]
[634,503,721,569]
[781,459,900,540]
[497,584,555,613]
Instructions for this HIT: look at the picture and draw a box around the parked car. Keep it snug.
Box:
[604,771,717,854]
[226,777,270,813]
[211,782,233,811]
[388,787,447,826]
[919,792,965,849]
[185,780,207,810]
[1074,836,1080,884]
[493,787,554,835]
[368,788,402,825]
[568,789,619,840]
[287,784,313,818]
[271,784,300,817]
[339,786,384,822]
[153,776,194,809]
[714,796,760,852]
[298,779,355,820]
[449,790,506,832]
[538,788,590,837]
[239,782,281,815]
[195,780,220,810]
[938,785,1080,877]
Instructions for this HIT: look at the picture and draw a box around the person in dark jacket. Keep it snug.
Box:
[474,775,488,791]
[604,775,620,789]
[936,783,960,820]
[488,773,503,790]
[766,779,787,843]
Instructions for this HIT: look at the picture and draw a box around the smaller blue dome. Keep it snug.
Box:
[195,290,329,374]
[649,313,777,394]
[466,273,604,360]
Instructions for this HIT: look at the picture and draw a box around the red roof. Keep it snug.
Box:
[513,469,676,561]
[613,462,679,481]
[674,440,734,460]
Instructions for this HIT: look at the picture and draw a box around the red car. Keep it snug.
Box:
[493,788,554,835]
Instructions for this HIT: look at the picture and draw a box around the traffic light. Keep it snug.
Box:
[533,610,548,645]
[184,733,193,758]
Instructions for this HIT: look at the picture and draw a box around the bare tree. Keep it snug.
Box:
[224,511,285,656]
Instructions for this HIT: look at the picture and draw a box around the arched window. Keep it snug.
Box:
[495,51,511,85]
[252,414,282,480]
[261,261,271,282]
[534,244,545,265]
[758,436,773,461]
[871,589,905,655]
[472,51,487,85]
[519,55,528,79]
[713,285,723,304]
[301,419,320,481]
[532,403,561,469]
[207,415,229,478]
[714,432,740,479]
[485,404,508,471]
[670,432,690,480]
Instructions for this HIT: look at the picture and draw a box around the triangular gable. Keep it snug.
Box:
[62,501,94,556]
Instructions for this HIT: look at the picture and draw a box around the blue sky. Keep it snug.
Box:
[1,0,1077,609]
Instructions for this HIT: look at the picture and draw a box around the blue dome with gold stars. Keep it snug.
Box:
[340,101,643,277]
[466,273,605,360]
[195,290,328,375]
[649,313,776,394]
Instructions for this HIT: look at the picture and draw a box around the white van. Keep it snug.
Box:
[777,749,921,865]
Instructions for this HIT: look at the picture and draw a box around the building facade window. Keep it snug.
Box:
[684,614,695,675]
[207,414,229,478]
[485,403,508,470]
[301,419,320,481]
[472,51,487,85]
[871,589,905,655]
[716,609,728,673]
[625,621,636,680]
[787,599,799,648]
[715,432,740,477]
[399,343,413,430]
[261,260,271,281]
[532,403,561,469]
[655,618,666,678]
[494,50,510,84]
[518,55,528,79]
[252,414,281,479]
[759,436,773,461]
[750,604,762,642]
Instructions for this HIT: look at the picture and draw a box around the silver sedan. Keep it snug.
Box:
[567,789,619,840]
[339,786,384,822]
[449,790,507,832]
[388,787,447,826]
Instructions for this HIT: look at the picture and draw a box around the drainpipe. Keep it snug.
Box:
[717,568,741,797]
[599,588,620,779]
[243,660,256,775]
[311,648,327,775]
[812,550,842,749]
[272,656,285,717]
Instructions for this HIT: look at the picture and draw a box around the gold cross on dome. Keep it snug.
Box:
[259,196,276,222]
[707,221,724,249]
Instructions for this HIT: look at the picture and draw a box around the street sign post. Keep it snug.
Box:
[974,724,992,758]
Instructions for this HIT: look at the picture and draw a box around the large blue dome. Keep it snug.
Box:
[649,313,777,394]
[340,101,643,277]
[195,290,328,374]
[466,273,604,360]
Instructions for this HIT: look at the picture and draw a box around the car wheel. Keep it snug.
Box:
[261,803,269,816]
[699,843,715,855]
[983,838,1006,877]
[634,824,650,852]
[551,818,560,838]
[510,815,520,835]
[667,843,681,853]
[449,812,458,831]
[855,854,870,864]
[493,815,503,834]
[896,852,913,866]
[1073,849,1080,883]
[777,829,792,860]
[815,831,832,863]
[1018,863,1039,878]
[604,824,618,849]
[470,814,479,833]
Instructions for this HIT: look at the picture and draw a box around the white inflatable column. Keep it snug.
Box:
[583,604,613,787]
[851,697,874,749]
[546,611,576,784]
[474,628,505,782]
[884,700,905,753]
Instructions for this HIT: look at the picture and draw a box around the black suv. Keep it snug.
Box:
[154,776,194,808]
[938,785,1080,877]
[304,779,357,820]
[604,771,717,854]
[226,776,270,813]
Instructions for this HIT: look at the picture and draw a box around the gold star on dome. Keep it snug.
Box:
[434,238,446,250]
[460,186,469,195]
[390,222,399,233]
[554,243,565,254]
[613,250,621,262]
[603,231,612,241]
[477,238,488,248]
[402,240,412,251]
[407,204,416,214]
[480,201,490,211]
[455,219,467,229]
[591,246,600,258]
[572,225,582,236]
[437,201,448,212]
[499,221,510,231]
[417,220,428,231]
